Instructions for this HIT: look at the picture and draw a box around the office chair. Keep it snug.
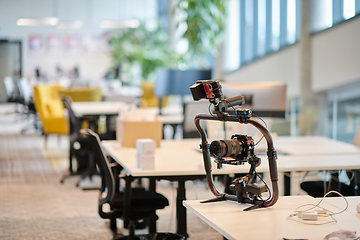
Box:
[33,84,69,147]
[17,78,40,133]
[182,100,209,138]
[4,76,17,102]
[81,129,169,240]
[300,126,360,197]
[60,97,98,187]
[58,87,102,102]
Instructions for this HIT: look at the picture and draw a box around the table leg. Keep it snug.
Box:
[149,178,157,233]
[284,172,291,196]
[354,170,359,196]
[69,141,73,173]
[176,180,187,238]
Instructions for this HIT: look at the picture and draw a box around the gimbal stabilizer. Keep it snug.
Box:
[190,80,279,210]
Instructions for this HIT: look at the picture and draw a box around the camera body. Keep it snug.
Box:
[210,134,255,165]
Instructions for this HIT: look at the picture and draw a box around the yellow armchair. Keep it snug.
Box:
[140,82,167,108]
[33,84,69,146]
[58,87,102,102]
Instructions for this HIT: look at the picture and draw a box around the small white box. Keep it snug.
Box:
[136,139,156,155]
[136,154,155,170]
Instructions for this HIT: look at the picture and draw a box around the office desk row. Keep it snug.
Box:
[71,101,184,132]
[101,137,360,238]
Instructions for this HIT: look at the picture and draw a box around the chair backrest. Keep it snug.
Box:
[4,76,14,100]
[33,84,68,135]
[80,129,115,205]
[182,100,209,138]
[59,87,102,102]
[17,78,32,104]
[62,97,80,136]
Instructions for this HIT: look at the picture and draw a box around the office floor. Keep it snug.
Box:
[0,103,222,240]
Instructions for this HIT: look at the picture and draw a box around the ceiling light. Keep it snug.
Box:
[56,21,83,29]
[99,20,140,29]
[17,17,59,26]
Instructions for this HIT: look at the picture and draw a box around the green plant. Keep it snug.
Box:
[108,22,171,81]
[177,0,227,68]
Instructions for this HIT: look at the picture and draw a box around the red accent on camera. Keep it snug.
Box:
[203,84,214,99]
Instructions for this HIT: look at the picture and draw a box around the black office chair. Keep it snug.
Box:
[60,97,98,187]
[81,129,169,240]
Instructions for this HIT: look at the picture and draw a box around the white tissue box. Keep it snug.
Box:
[136,154,155,170]
[136,139,156,156]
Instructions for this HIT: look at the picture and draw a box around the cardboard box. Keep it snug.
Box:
[117,119,163,148]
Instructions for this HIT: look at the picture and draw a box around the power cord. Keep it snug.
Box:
[287,190,348,225]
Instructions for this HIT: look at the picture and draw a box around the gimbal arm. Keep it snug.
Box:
[194,114,279,207]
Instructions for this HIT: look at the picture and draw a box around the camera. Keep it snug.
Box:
[190,79,248,118]
[191,80,279,209]
[190,80,223,101]
[210,135,255,164]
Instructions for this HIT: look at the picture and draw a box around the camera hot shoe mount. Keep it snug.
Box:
[190,80,279,211]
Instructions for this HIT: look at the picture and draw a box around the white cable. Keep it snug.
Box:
[287,190,348,225]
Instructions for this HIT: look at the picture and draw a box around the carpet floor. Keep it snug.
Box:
[0,110,223,240]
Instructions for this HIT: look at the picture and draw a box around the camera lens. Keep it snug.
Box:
[210,141,227,158]
[210,139,244,158]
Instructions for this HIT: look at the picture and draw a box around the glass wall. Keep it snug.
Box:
[224,0,360,73]
[223,0,301,72]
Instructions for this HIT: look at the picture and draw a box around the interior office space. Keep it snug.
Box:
[1,0,360,239]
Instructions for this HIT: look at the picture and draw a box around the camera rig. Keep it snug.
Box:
[190,80,279,210]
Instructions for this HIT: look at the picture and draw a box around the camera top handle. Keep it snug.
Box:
[194,114,279,209]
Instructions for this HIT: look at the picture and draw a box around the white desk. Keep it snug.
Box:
[183,196,360,240]
[273,136,360,156]
[101,137,360,238]
[72,102,184,126]
[102,139,360,176]
[71,101,129,117]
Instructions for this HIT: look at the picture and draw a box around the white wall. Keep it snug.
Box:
[223,44,301,98]
[0,0,157,82]
[312,16,360,92]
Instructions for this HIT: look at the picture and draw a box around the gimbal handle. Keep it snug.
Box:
[194,114,279,207]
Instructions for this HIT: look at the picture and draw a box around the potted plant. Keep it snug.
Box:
[108,22,177,106]
[175,0,227,69]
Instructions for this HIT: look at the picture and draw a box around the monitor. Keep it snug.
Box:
[221,82,287,118]
[154,68,212,97]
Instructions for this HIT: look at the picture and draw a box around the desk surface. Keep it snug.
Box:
[183,196,360,240]
[101,137,360,177]
[71,101,129,116]
[71,102,184,124]
[273,136,360,155]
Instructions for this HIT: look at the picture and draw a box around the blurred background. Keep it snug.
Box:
[0,0,360,142]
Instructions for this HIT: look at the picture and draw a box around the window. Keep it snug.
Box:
[310,0,360,33]
[223,0,301,72]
